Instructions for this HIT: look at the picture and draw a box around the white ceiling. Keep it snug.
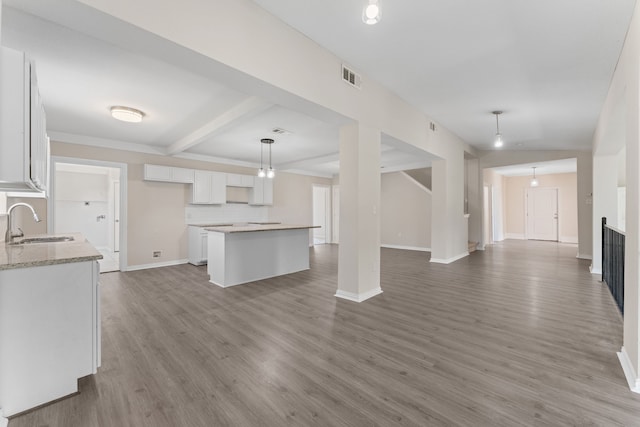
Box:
[1,0,636,176]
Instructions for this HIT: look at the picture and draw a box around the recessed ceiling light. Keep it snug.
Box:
[110,106,145,123]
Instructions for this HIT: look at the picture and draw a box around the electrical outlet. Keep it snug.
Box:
[153,251,161,258]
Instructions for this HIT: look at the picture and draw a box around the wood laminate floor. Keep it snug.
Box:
[9,240,640,426]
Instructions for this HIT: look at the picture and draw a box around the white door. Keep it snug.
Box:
[332,185,340,244]
[526,188,558,241]
[312,185,331,245]
[114,181,120,252]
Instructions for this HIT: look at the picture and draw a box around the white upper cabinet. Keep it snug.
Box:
[226,173,255,188]
[191,170,226,204]
[249,177,273,206]
[144,164,194,183]
[0,47,49,194]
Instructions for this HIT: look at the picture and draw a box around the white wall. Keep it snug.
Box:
[380,172,431,250]
[591,0,640,392]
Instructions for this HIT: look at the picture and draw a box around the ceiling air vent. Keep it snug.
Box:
[342,65,362,89]
[271,127,291,135]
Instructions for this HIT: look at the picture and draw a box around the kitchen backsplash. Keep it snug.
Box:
[185,204,268,225]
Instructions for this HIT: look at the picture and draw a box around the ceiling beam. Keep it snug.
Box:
[166,96,272,155]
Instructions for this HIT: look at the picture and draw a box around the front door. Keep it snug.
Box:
[526,188,558,241]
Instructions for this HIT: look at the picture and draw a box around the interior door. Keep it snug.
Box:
[526,188,558,241]
[114,181,120,252]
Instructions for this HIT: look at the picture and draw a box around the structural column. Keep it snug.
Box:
[335,122,382,302]
[591,154,619,274]
[430,148,467,263]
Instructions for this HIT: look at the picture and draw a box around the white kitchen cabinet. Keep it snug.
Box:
[191,170,226,204]
[0,47,49,193]
[227,173,255,188]
[188,226,209,265]
[249,177,273,205]
[0,260,100,417]
[143,164,194,183]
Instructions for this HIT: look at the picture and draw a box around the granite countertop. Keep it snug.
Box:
[190,222,282,227]
[0,233,103,271]
[204,224,319,233]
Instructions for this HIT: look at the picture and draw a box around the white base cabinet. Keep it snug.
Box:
[188,226,208,265]
[0,261,100,417]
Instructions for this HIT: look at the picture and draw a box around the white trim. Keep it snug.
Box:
[618,347,640,393]
[576,253,592,260]
[590,265,602,275]
[49,156,129,272]
[0,414,7,427]
[381,244,430,252]
[399,171,432,194]
[335,287,383,303]
[505,233,525,240]
[559,236,579,244]
[430,251,469,264]
[125,259,188,272]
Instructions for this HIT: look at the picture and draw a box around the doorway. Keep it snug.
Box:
[312,185,331,245]
[526,187,559,241]
[483,185,493,247]
[48,157,128,272]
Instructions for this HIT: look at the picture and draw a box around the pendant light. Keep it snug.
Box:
[258,138,275,179]
[530,167,539,187]
[363,0,381,25]
[492,111,503,148]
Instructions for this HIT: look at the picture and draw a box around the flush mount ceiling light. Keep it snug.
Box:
[492,111,503,148]
[110,106,145,123]
[530,167,539,187]
[363,0,381,25]
[258,138,275,179]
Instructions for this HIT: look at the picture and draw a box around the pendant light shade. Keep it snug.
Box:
[492,111,503,148]
[258,138,275,179]
[363,0,381,25]
[530,167,539,187]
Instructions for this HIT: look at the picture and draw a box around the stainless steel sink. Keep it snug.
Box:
[11,236,75,245]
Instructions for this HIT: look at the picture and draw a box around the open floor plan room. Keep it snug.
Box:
[9,241,640,426]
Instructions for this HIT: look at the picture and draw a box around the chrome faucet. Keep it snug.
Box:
[5,203,41,243]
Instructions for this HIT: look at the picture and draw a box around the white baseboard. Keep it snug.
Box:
[430,251,469,264]
[618,347,640,393]
[335,287,383,303]
[381,244,431,252]
[576,253,592,260]
[590,265,602,275]
[125,259,188,272]
[560,236,579,244]
[504,233,525,240]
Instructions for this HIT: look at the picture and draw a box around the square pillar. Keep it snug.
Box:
[335,122,382,302]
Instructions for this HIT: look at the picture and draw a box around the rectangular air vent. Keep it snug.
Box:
[271,127,291,135]
[342,64,362,89]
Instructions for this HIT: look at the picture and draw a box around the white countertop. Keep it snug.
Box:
[0,233,102,271]
[204,224,319,233]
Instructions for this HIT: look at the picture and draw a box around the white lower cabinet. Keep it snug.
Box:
[191,170,226,204]
[188,226,209,265]
[0,260,101,417]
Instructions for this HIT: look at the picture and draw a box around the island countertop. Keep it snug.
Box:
[0,233,103,271]
[204,224,319,233]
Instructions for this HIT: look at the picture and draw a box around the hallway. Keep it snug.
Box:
[9,241,640,426]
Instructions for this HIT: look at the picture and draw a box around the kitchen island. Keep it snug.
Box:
[0,234,102,418]
[205,224,319,287]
